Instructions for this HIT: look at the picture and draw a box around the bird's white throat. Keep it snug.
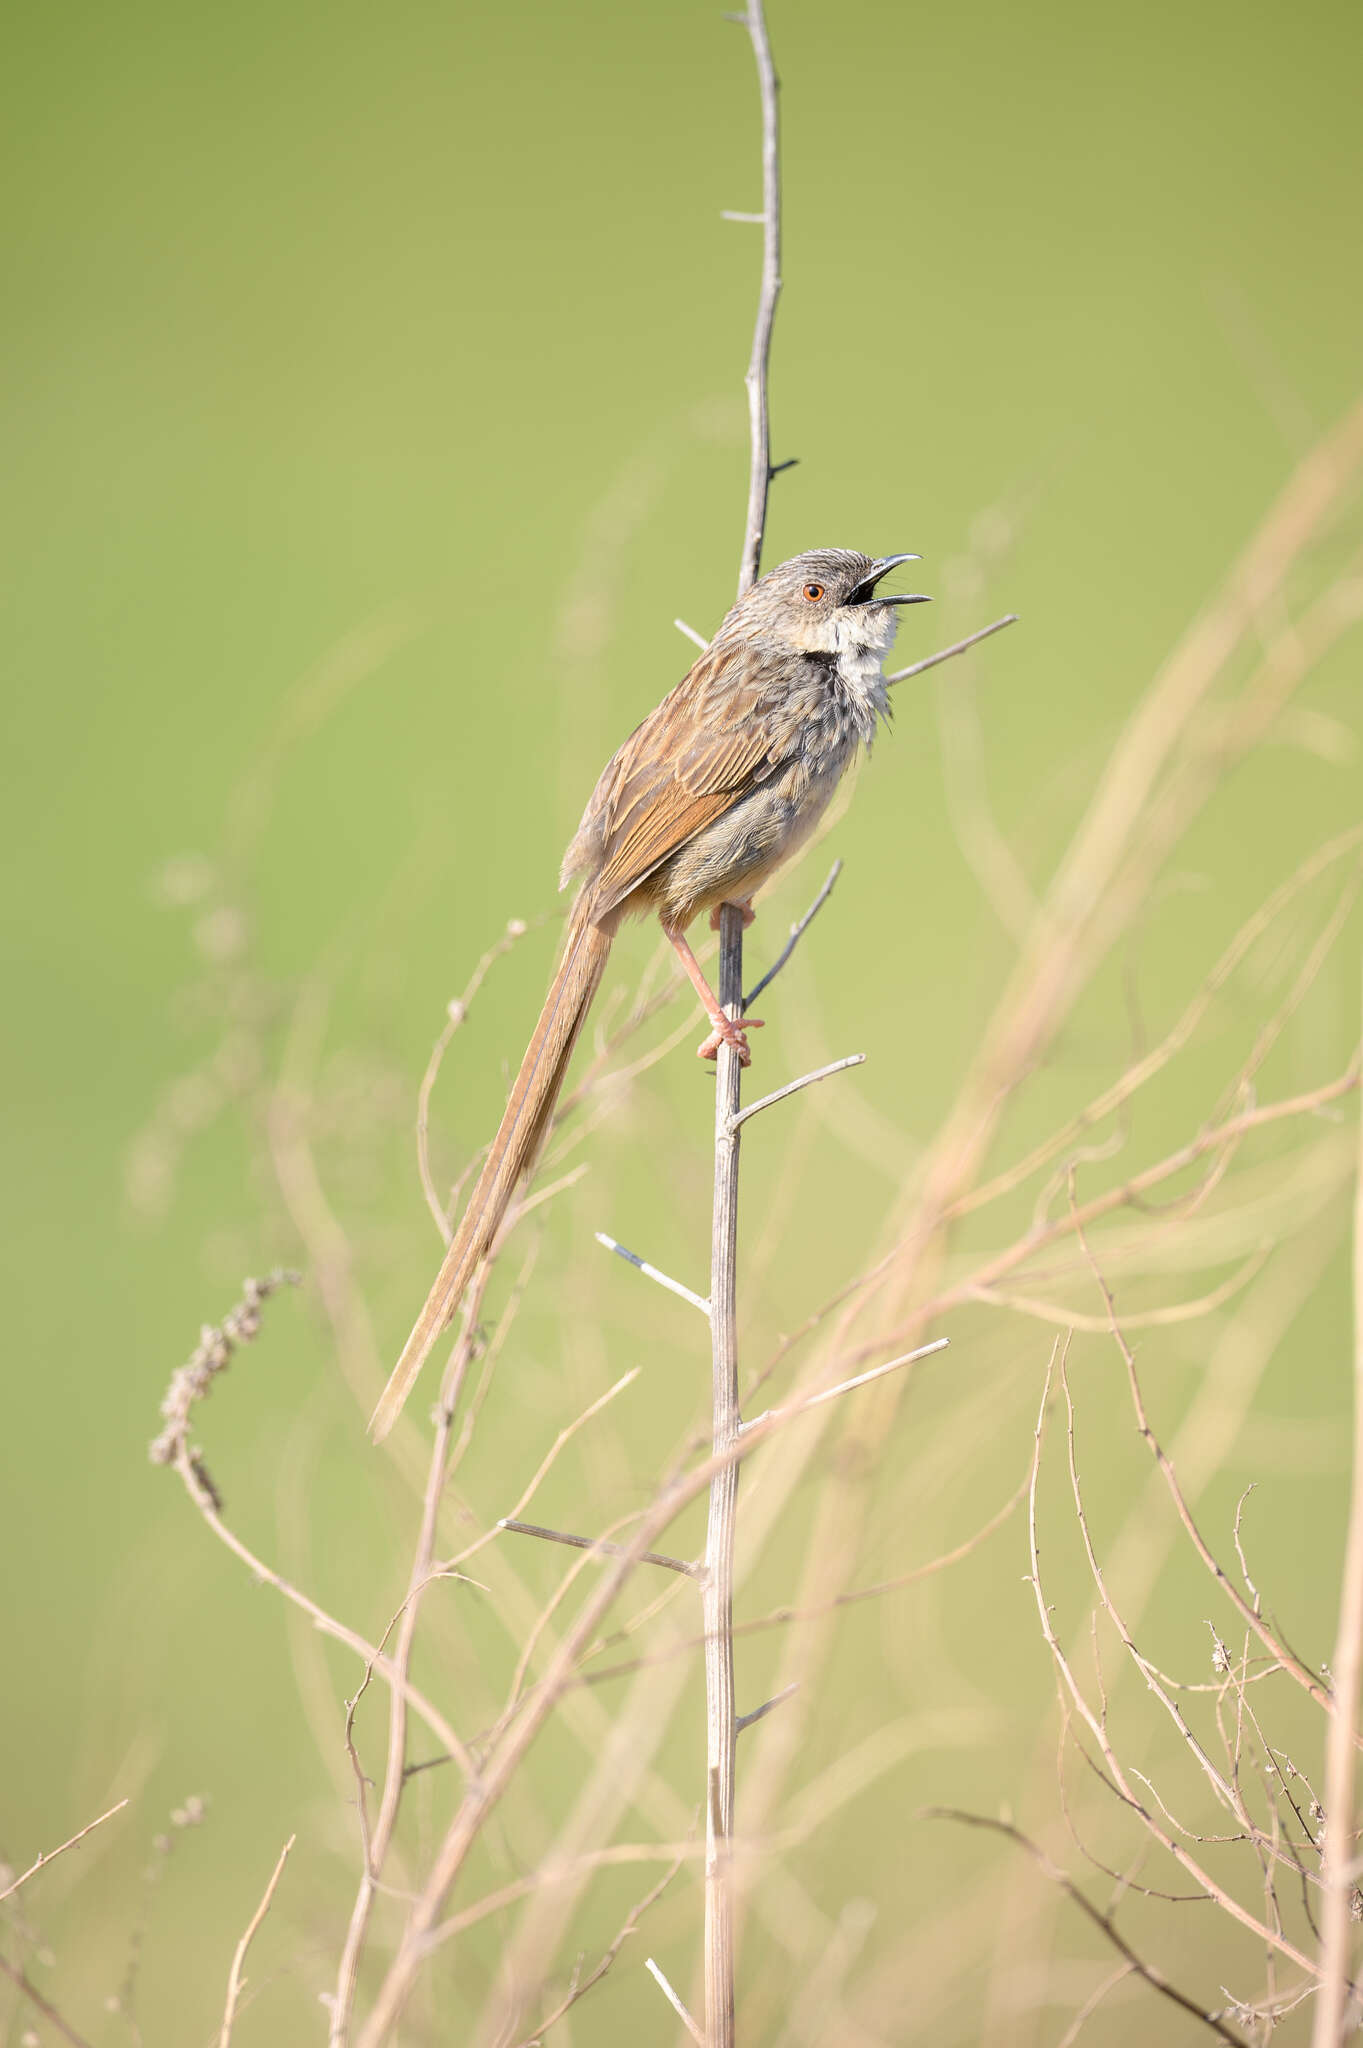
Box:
[830,604,897,718]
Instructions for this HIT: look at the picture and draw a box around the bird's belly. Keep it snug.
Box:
[652,753,849,928]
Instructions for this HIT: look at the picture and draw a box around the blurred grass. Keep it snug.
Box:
[2,0,1361,2040]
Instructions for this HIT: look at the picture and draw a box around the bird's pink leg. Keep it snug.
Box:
[663,917,765,1067]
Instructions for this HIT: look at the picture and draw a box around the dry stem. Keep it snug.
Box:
[0,1797,128,1907]
[734,0,781,597]
[219,1835,294,2048]
[703,903,746,2047]
[1312,961,1363,2046]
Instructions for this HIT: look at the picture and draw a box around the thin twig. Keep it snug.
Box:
[735,0,781,596]
[416,917,541,1237]
[884,611,1019,684]
[745,1338,948,1428]
[351,1279,969,2040]
[743,860,842,1011]
[441,1369,641,1579]
[1312,963,1363,2048]
[917,1062,1362,1346]
[924,1811,1249,2046]
[579,1460,1027,1689]
[646,1957,706,2044]
[1054,1960,1137,2048]
[1026,1344,1320,1977]
[153,1280,472,1776]
[500,1519,703,1579]
[219,1835,295,2048]
[595,1232,710,1314]
[0,1797,128,1905]
[504,1853,686,2048]
[731,1055,865,1127]
[330,1261,496,2044]
[0,1953,95,2048]
[737,1683,799,1734]
[1069,1200,1350,1730]
[165,1438,468,1768]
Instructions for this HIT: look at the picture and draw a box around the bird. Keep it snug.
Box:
[368,548,929,1440]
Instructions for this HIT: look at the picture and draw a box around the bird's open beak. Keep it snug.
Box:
[849,554,931,606]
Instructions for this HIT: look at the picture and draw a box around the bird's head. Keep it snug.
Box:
[728,549,930,660]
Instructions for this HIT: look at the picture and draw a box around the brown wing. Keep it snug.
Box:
[583,642,789,918]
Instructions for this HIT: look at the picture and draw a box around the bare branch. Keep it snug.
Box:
[579,1461,1028,1690]
[442,1369,642,1578]
[1312,965,1363,2048]
[153,1285,471,1773]
[1069,1201,1349,1729]
[737,1683,799,1734]
[745,1338,949,1429]
[0,1797,128,1906]
[735,0,781,595]
[500,1518,702,1580]
[730,1055,866,1128]
[503,1853,686,2048]
[924,1810,1250,2046]
[646,1957,706,2044]
[952,826,1363,1229]
[220,1836,295,2048]
[331,1257,500,2043]
[743,859,842,1011]
[704,902,746,2048]
[675,617,709,650]
[0,1954,95,2048]
[416,916,543,1238]
[923,1062,1362,1339]
[884,611,1019,685]
[967,1242,1271,1333]
[595,1232,711,1315]
[1026,1343,1321,1976]
[1054,1960,1137,2048]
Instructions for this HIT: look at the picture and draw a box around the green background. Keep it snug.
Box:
[3,0,1361,2040]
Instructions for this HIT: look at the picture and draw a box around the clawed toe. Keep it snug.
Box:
[696,1014,765,1066]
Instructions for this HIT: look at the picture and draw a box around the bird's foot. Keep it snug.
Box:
[697,1014,764,1066]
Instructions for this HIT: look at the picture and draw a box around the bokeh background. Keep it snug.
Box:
[4,0,1362,2040]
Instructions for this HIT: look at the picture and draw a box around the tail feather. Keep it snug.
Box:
[369,913,611,1441]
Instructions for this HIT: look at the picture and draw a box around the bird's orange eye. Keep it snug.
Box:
[802,583,825,602]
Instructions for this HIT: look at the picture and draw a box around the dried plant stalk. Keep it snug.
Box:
[703,903,746,2046]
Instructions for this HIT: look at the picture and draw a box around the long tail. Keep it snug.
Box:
[369,910,612,1441]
